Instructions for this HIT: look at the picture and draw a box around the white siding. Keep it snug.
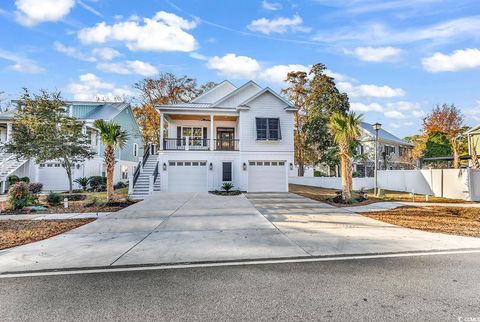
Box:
[191,81,237,103]
[216,83,261,107]
[239,92,294,152]
[166,119,239,140]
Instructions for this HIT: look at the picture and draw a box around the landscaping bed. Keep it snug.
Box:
[363,206,480,237]
[289,184,473,207]
[0,219,95,250]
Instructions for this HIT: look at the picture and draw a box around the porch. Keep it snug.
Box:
[159,112,240,152]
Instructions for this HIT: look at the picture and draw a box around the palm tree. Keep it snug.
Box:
[74,177,90,191]
[328,111,363,201]
[93,120,129,202]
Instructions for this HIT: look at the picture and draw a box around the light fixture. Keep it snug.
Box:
[209,162,213,170]
[243,162,247,171]
[372,122,382,131]
[163,162,167,171]
[289,163,293,170]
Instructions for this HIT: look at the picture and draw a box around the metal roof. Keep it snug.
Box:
[360,122,414,146]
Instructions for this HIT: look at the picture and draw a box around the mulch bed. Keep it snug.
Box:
[289,184,381,207]
[363,206,480,237]
[0,219,95,250]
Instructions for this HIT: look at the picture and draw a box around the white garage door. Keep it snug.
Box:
[168,161,208,192]
[248,161,287,192]
[38,162,69,191]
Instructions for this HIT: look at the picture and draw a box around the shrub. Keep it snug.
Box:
[20,176,30,183]
[62,194,86,201]
[28,182,43,204]
[46,191,62,206]
[114,181,127,190]
[221,182,234,192]
[8,182,33,209]
[314,170,327,177]
[89,176,107,191]
[7,175,19,186]
[352,171,362,178]
[85,195,101,207]
[74,177,90,191]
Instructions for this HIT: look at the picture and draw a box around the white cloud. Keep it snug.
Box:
[91,47,120,61]
[189,52,209,61]
[207,53,261,79]
[15,0,75,26]
[347,46,402,62]
[466,100,480,121]
[350,102,383,112]
[422,48,480,72]
[412,110,426,118]
[384,110,407,119]
[97,60,157,76]
[337,82,405,98]
[54,42,121,62]
[0,49,44,73]
[247,15,310,35]
[67,73,133,101]
[313,16,480,45]
[386,101,421,111]
[77,11,198,52]
[262,0,282,10]
[259,64,310,84]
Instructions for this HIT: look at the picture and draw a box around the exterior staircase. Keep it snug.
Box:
[0,152,28,193]
[129,147,160,199]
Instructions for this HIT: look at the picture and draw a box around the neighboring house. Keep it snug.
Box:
[130,80,295,197]
[0,101,143,192]
[355,122,415,176]
[465,124,480,161]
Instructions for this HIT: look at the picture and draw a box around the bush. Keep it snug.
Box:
[85,195,101,207]
[7,175,19,186]
[62,194,86,201]
[352,171,362,178]
[314,170,327,177]
[114,181,127,190]
[46,191,62,206]
[8,182,33,209]
[28,182,43,204]
[74,177,90,191]
[221,182,234,192]
[20,176,30,183]
[89,176,107,191]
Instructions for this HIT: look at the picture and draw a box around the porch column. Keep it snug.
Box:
[210,114,214,151]
[6,122,12,142]
[159,113,164,151]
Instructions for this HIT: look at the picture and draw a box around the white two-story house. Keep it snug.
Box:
[129,80,295,197]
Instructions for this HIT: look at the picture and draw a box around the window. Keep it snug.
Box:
[384,145,395,155]
[133,143,138,157]
[121,165,128,180]
[182,127,203,146]
[222,162,232,182]
[256,118,281,140]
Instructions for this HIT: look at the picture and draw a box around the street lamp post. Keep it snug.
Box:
[372,122,382,196]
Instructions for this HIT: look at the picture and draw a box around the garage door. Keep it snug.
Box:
[168,161,208,192]
[38,162,69,191]
[248,161,286,192]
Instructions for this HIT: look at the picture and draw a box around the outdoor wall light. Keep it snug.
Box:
[243,162,247,171]
[289,163,293,170]
[163,163,167,171]
[209,162,213,170]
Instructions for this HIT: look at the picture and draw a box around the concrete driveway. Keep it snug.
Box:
[1,192,480,273]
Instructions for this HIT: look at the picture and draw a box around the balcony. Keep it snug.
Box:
[162,138,239,151]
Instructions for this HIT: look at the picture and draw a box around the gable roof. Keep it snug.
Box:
[238,87,294,110]
[360,122,414,146]
[190,80,237,104]
[465,124,480,134]
[211,80,262,108]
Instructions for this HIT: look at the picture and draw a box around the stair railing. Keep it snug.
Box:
[153,161,159,183]
[132,161,141,187]
[142,144,151,168]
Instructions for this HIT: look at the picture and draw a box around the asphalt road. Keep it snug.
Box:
[1,253,479,322]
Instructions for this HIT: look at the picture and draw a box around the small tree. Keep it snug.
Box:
[328,111,363,201]
[93,120,128,202]
[4,89,94,193]
[423,104,464,168]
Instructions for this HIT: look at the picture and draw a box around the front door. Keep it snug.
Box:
[216,128,235,150]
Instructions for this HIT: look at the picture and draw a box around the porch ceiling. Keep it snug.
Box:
[167,114,238,121]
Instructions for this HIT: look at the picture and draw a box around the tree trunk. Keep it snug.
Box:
[105,145,116,202]
[451,139,460,169]
[64,158,73,194]
[339,143,351,201]
[471,140,479,169]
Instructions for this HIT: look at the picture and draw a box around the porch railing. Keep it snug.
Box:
[162,138,239,151]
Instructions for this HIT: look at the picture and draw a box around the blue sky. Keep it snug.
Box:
[1,0,480,138]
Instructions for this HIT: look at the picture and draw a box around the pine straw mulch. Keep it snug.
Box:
[363,206,480,237]
[0,219,95,250]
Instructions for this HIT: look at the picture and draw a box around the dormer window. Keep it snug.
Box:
[256,118,281,140]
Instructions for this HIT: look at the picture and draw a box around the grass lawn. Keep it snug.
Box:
[289,184,471,207]
[363,206,480,237]
[0,219,95,250]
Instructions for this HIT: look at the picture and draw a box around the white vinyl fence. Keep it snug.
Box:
[289,169,480,201]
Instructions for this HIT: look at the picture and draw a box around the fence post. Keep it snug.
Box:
[467,167,473,201]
